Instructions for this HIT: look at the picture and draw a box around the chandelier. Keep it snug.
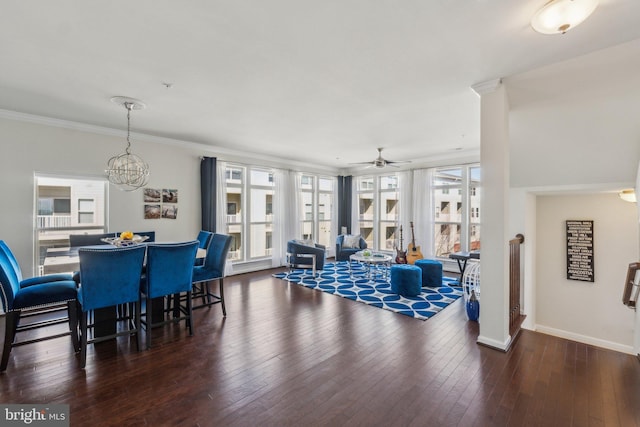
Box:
[106,96,150,191]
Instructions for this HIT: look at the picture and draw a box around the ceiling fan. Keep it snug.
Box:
[349,148,411,169]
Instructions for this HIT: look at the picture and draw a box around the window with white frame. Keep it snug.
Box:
[431,164,480,258]
[356,174,399,251]
[249,169,274,258]
[225,166,244,261]
[35,176,107,274]
[469,166,481,251]
[298,174,335,248]
[224,165,275,262]
[78,199,95,224]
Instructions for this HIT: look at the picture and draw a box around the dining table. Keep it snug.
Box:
[43,245,205,275]
[43,243,205,338]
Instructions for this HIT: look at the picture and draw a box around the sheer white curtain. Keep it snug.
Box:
[216,161,234,275]
[330,177,339,257]
[350,178,360,236]
[272,169,299,267]
[412,168,434,258]
[397,170,413,252]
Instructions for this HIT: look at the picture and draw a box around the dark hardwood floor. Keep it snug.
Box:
[2,267,640,426]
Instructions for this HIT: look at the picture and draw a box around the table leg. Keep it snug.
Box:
[457,259,468,283]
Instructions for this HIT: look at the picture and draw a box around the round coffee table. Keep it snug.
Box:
[349,252,393,280]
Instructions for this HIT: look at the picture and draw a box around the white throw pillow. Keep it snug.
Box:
[342,234,361,249]
[295,239,315,247]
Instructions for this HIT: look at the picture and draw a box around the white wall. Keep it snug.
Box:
[508,39,640,189]
[535,193,637,353]
[0,117,202,276]
[506,41,640,353]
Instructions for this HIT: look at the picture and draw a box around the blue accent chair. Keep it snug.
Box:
[77,245,146,368]
[287,240,326,273]
[335,235,367,261]
[195,230,213,266]
[0,240,78,372]
[192,233,233,314]
[141,241,199,349]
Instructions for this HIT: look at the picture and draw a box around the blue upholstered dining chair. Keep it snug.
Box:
[141,241,199,349]
[195,230,213,266]
[192,233,232,314]
[0,240,78,372]
[76,245,146,368]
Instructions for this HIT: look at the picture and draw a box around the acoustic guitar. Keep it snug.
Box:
[395,225,407,264]
[406,221,423,265]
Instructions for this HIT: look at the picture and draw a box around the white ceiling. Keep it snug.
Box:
[1,1,639,170]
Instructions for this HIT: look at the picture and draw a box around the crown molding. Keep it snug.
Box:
[470,78,503,96]
[0,108,340,174]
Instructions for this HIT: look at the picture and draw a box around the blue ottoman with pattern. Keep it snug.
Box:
[390,264,422,297]
[415,259,443,288]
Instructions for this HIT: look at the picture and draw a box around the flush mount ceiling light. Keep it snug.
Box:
[619,189,637,203]
[531,0,599,34]
[106,96,150,191]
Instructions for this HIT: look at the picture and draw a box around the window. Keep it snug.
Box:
[78,199,95,224]
[35,176,107,274]
[469,166,481,251]
[298,175,335,248]
[356,174,400,251]
[431,164,480,257]
[318,178,334,247]
[224,166,275,262]
[226,168,242,181]
[249,169,274,258]
[225,167,244,261]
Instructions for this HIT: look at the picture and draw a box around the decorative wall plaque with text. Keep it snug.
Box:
[566,220,594,282]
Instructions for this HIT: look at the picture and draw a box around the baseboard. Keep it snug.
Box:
[477,334,511,352]
[535,324,635,355]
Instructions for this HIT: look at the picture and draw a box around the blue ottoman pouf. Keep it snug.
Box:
[415,259,443,288]
[390,264,422,297]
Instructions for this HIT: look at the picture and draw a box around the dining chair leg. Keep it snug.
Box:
[172,294,180,319]
[1,310,20,372]
[205,282,212,304]
[79,311,88,369]
[186,290,194,336]
[219,278,226,317]
[135,300,142,351]
[200,283,207,306]
[67,300,80,352]
[146,296,152,350]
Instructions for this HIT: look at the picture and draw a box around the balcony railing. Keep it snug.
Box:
[37,215,72,229]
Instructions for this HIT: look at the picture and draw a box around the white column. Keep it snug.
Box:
[471,78,511,350]
[635,162,640,355]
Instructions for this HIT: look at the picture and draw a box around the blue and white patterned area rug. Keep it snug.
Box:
[273,261,463,320]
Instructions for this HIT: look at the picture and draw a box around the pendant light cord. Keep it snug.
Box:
[125,102,133,155]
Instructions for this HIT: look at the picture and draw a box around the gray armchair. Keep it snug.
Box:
[336,234,367,261]
[286,240,326,274]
